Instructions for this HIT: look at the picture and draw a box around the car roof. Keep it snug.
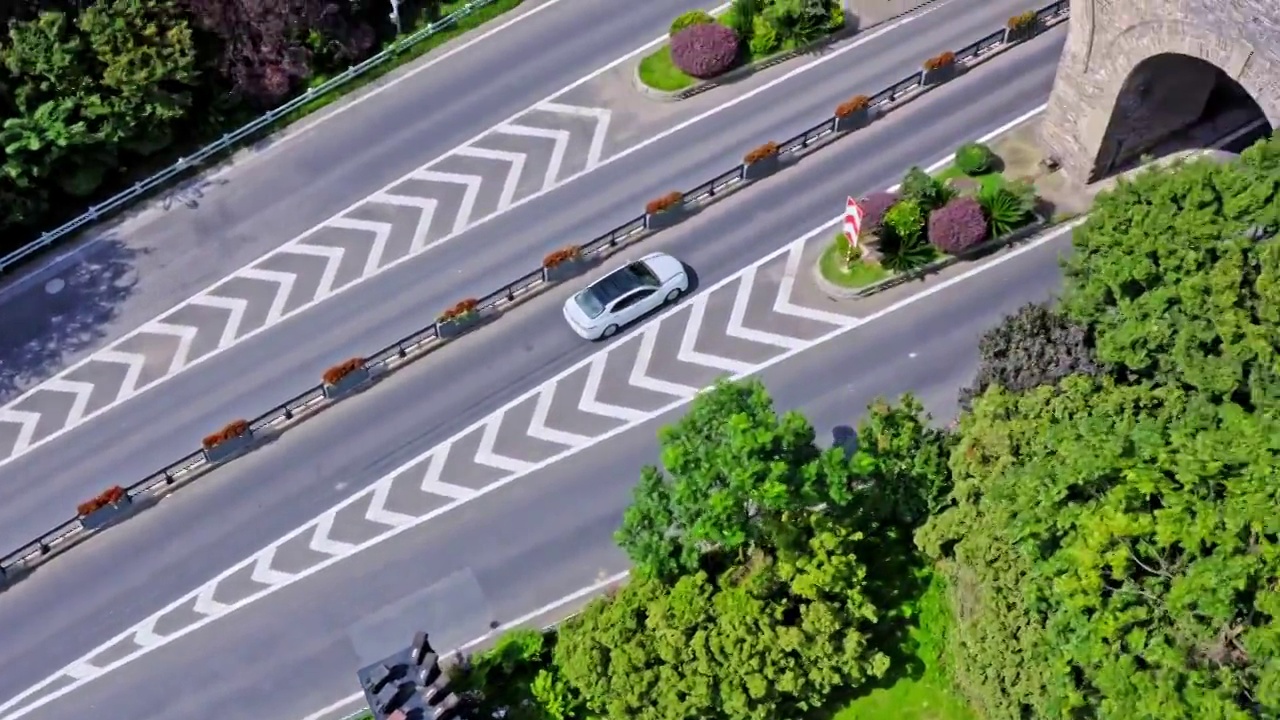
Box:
[587,263,655,305]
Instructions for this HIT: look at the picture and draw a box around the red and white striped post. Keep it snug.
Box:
[842,196,865,263]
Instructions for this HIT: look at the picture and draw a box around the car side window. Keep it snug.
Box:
[612,289,654,311]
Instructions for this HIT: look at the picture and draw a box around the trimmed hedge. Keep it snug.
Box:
[669,23,741,79]
[743,141,780,165]
[202,419,250,450]
[928,196,988,253]
[954,142,995,175]
[322,357,365,386]
[77,485,127,517]
[439,298,480,323]
[542,245,582,268]
[646,191,684,215]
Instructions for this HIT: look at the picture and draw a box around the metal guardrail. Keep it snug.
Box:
[0,0,1070,588]
[0,0,507,276]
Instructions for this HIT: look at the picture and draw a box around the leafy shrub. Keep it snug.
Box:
[438,298,480,323]
[669,9,715,37]
[884,199,926,244]
[723,0,762,39]
[202,419,250,450]
[828,0,846,31]
[923,50,956,71]
[744,141,780,164]
[322,357,365,386]
[834,94,871,118]
[859,191,899,234]
[977,183,1033,236]
[646,191,684,214]
[879,230,935,273]
[764,0,831,49]
[928,196,988,253]
[542,245,582,268]
[77,485,127,517]
[669,23,741,79]
[1007,10,1038,30]
[954,142,995,175]
[900,167,950,211]
[749,14,780,56]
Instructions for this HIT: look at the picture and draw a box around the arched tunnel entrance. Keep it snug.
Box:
[1090,53,1272,181]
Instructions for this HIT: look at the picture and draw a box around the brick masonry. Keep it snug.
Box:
[1040,0,1280,182]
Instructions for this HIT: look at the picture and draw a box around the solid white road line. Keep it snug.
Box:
[0,0,957,469]
[0,103,1053,720]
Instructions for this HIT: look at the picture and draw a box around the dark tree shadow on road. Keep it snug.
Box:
[0,234,143,404]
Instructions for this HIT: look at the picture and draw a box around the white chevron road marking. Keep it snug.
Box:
[454,146,526,211]
[93,351,147,398]
[366,193,438,254]
[0,1,953,470]
[192,585,230,617]
[286,243,347,299]
[1,201,1082,720]
[131,620,166,648]
[528,381,593,447]
[579,354,648,423]
[184,295,247,352]
[41,380,94,427]
[326,217,392,277]
[412,170,483,233]
[250,551,295,587]
[474,416,534,473]
[419,446,475,500]
[496,123,571,189]
[678,295,755,374]
[726,266,806,350]
[309,513,358,557]
[630,325,700,398]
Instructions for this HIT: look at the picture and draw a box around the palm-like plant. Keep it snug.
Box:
[977,181,1033,237]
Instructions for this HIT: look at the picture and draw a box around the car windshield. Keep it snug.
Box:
[575,262,659,318]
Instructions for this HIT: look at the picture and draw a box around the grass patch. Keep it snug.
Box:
[819,234,890,289]
[285,0,524,121]
[637,45,697,92]
[832,676,977,720]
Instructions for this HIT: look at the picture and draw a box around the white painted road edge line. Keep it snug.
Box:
[0,0,955,469]
[289,112,1278,720]
[0,101,1048,720]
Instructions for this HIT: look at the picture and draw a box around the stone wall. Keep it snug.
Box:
[1040,0,1280,183]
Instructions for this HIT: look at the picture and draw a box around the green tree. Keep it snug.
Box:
[456,628,580,720]
[614,378,862,580]
[1061,146,1280,410]
[852,394,953,527]
[558,514,890,720]
[919,376,1280,720]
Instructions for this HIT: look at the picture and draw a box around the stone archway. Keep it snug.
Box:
[1040,9,1280,184]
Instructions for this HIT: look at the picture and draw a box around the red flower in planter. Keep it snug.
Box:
[202,419,250,450]
[645,192,684,215]
[542,245,583,269]
[323,357,366,386]
[77,485,127,517]
[834,95,871,118]
[923,51,957,71]
[438,298,480,323]
[743,141,780,165]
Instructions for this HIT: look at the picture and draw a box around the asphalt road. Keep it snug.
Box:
[0,0,1047,557]
[0,31,1067,720]
[0,0,703,400]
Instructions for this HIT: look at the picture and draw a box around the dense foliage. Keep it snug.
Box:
[0,0,453,250]
[453,137,1280,720]
[669,22,740,79]
[668,9,714,37]
[858,190,898,234]
[927,195,987,253]
[953,141,994,175]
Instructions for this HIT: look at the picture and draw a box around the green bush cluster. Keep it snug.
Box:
[674,0,843,66]
[953,141,995,175]
[669,9,715,36]
[451,133,1280,720]
[0,0,502,258]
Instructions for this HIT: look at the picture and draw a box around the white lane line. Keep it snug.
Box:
[0,103,1059,720]
[0,0,950,468]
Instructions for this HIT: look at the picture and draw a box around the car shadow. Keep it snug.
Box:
[0,233,143,404]
[832,424,859,457]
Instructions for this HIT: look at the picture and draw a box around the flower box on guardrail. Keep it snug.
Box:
[834,95,875,133]
[77,485,132,531]
[322,357,371,399]
[1004,11,1039,42]
[922,51,958,85]
[437,299,481,339]
[645,191,687,230]
[202,419,253,464]
[542,245,586,283]
[742,142,780,181]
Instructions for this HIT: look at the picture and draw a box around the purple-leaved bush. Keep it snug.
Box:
[928,196,988,253]
[860,191,899,235]
[670,23,740,79]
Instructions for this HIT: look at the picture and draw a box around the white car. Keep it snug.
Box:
[562,252,690,340]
